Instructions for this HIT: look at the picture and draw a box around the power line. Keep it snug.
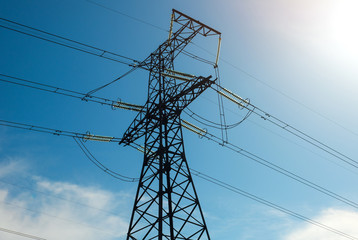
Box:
[0,119,137,182]
[182,50,216,66]
[83,1,358,140]
[0,17,138,67]
[127,119,358,214]
[5,12,352,167]
[73,137,138,182]
[0,72,144,113]
[193,87,358,177]
[214,66,229,143]
[2,7,356,234]
[0,15,214,99]
[2,118,358,239]
[0,119,122,143]
[184,106,252,130]
[0,227,46,240]
[0,73,119,109]
[5,47,358,184]
[127,142,358,240]
[14,1,352,172]
[85,65,140,97]
[194,129,358,210]
[212,84,358,169]
[85,0,168,32]
[3,10,356,143]
[190,38,358,140]
[219,57,358,138]
[2,5,356,239]
[190,170,358,240]
[0,15,214,74]
[2,73,358,210]
[3,14,355,171]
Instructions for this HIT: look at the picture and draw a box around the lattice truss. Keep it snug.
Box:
[120,9,221,240]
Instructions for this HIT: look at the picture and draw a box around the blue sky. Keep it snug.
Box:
[1,0,358,239]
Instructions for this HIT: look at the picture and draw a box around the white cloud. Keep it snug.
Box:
[0,176,131,240]
[0,159,29,178]
[283,208,358,240]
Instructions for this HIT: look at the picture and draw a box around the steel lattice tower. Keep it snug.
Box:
[119,9,221,240]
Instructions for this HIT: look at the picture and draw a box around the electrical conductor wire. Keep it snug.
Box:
[190,169,358,240]
[0,17,138,66]
[3,6,357,239]
[2,120,358,239]
[2,73,358,211]
[73,137,138,182]
[211,83,358,169]
[0,227,46,240]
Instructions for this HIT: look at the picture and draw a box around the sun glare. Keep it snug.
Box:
[317,1,358,60]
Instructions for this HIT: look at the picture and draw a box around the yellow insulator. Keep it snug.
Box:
[136,146,145,154]
[168,12,174,41]
[221,87,248,104]
[165,69,196,78]
[112,101,142,112]
[215,36,222,67]
[162,72,191,82]
[181,120,206,136]
[217,91,244,107]
[83,134,114,142]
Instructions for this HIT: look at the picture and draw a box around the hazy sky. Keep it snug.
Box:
[1,0,358,239]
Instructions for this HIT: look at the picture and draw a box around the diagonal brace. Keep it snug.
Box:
[119,75,215,146]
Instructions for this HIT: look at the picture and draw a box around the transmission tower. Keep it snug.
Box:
[119,9,221,240]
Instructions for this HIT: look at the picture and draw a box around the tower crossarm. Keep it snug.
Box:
[119,75,214,146]
[165,75,214,110]
[172,9,221,36]
[135,9,221,72]
[118,100,158,146]
[139,23,202,71]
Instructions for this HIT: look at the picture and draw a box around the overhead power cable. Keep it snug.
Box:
[0,17,209,74]
[3,110,357,212]
[220,56,358,138]
[0,17,139,67]
[183,107,252,130]
[0,73,142,112]
[182,125,358,210]
[193,87,358,176]
[84,65,140,97]
[7,11,350,162]
[85,0,168,32]
[4,5,357,239]
[0,119,137,182]
[84,1,358,139]
[189,40,358,140]
[2,73,358,210]
[128,142,358,240]
[74,137,138,182]
[2,118,358,239]
[2,10,356,141]
[0,119,121,143]
[190,170,358,240]
[215,64,228,142]
[3,10,352,168]
[0,227,46,240]
[2,72,358,210]
[182,50,216,66]
[212,84,358,169]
